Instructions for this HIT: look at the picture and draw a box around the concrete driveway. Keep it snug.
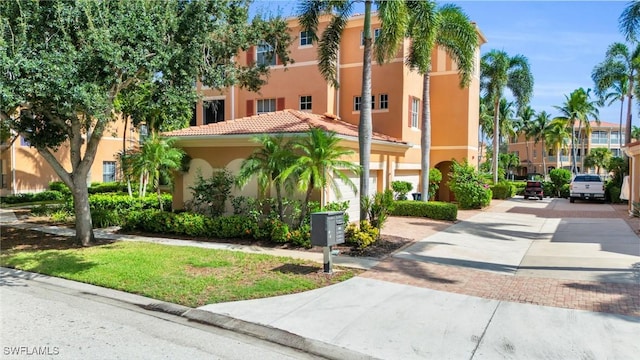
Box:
[394,197,640,283]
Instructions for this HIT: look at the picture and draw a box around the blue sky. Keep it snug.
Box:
[252,0,638,128]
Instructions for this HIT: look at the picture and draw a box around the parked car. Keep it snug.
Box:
[569,174,605,203]
[524,180,543,200]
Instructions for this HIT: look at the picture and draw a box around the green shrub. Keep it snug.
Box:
[345,220,379,249]
[490,182,515,199]
[289,224,311,248]
[559,183,570,198]
[49,181,71,195]
[88,193,171,212]
[448,160,492,209]
[605,181,622,203]
[549,168,572,197]
[428,168,443,200]
[363,190,395,230]
[542,181,554,198]
[391,181,413,200]
[268,218,290,243]
[511,181,527,196]
[391,201,457,221]
[88,182,127,194]
[1,193,35,204]
[188,169,235,217]
[33,190,65,202]
[210,215,253,239]
[91,209,122,228]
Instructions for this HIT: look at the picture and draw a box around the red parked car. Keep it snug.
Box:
[524,181,543,200]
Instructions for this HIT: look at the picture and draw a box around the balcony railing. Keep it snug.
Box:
[547,156,581,163]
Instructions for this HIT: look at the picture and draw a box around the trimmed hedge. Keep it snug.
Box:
[511,181,527,196]
[88,193,172,212]
[1,190,65,204]
[490,182,515,199]
[391,201,457,221]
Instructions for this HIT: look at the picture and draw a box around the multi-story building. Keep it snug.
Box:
[2,13,486,217]
[507,121,626,177]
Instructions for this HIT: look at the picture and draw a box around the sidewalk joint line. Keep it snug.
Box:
[468,301,501,360]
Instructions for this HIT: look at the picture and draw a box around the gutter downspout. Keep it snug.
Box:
[231,85,235,120]
[336,43,341,118]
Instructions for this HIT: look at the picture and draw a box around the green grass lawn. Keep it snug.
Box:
[1,240,358,307]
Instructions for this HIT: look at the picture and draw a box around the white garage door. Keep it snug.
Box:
[328,170,377,223]
[393,170,420,198]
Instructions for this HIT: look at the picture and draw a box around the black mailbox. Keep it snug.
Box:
[311,211,345,247]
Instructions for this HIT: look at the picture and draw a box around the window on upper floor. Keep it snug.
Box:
[257,99,276,114]
[590,130,607,144]
[20,135,30,147]
[380,94,388,109]
[204,100,225,124]
[103,161,116,182]
[300,96,312,111]
[139,124,149,144]
[257,42,276,66]
[360,28,381,46]
[354,96,361,111]
[612,148,621,157]
[533,149,537,158]
[410,97,419,128]
[300,31,313,46]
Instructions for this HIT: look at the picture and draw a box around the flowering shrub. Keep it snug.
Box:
[448,160,492,209]
[345,220,379,249]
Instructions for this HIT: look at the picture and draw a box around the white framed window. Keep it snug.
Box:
[299,95,312,111]
[360,28,381,46]
[139,124,149,143]
[354,96,361,111]
[590,131,607,144]
[103,161,116,182]
[300,31,313,46]
[257,99,276,114]
[257,42,275,66]
[411,97,419,128]
[380,94,388,109]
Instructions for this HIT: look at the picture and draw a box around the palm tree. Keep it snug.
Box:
[479,97,494,168]
[584,147,612,175]
[480,49,534,183]
[531,110,552,177]
[545,118,571,170]
[591,42,640,149]
[518,106,536,174]
[236,134,296,222]
[554,88,599,174]
[281,128,362,227]
[498,98,517,147]
[130,133,185,211]
[300,0,404,219]
[376,1,477,201]
[632,125,640,140]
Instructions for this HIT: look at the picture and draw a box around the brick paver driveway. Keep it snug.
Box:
[365,198,640,317]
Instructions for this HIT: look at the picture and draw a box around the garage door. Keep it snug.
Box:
[328,170,377,223]
[393,170,420,198]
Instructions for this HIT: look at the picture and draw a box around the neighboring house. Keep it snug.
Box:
[166,110,409,221]
[2,13,486,206]
[191,14,486,204]
[507,121,626,177]
[0,121,144,196]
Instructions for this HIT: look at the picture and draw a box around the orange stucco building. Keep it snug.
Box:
[2,13,486,219]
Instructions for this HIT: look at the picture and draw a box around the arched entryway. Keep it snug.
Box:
[434,161,454,202]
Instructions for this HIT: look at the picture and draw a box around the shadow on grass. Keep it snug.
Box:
[272,264,319,275]
[2,251,98,279]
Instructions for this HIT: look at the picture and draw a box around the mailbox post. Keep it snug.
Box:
[310,211,345,274]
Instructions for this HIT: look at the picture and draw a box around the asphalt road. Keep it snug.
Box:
[0,273,321,360]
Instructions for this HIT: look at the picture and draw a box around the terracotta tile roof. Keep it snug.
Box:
[571,120,624,129]
[163,109,405,144]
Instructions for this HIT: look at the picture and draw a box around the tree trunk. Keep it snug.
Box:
[492,97,500,183]
[525,139,530,174]
[298,183,315,228]
[275,183,284,222]
[156,175,163,211]
[421,72,431,201]
[541,139,547,177]
[358,0,373,221]
[619,98,624,148]
[625,74,634,149]
[72,174,95,246]
[570,120,577,174]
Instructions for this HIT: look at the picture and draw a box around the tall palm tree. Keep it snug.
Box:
[554,88,599,174]
[299,0,403,219]
[544,118,571,170]
[531,110,552,177]
[281,128,361,227]
[518,105,536,174]
[236,134,296,222]
[591,42,640,149]
[376,1,478,201]
[498,98,517,146]
[130,133,185,211]
[479,97,494,168]
[593,67,627,149]
[480,50,534,183]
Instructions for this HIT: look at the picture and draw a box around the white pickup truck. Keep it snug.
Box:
[569,174,605,203]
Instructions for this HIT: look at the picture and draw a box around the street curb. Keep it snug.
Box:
[183,309,378,360]
[1,267,376,360]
